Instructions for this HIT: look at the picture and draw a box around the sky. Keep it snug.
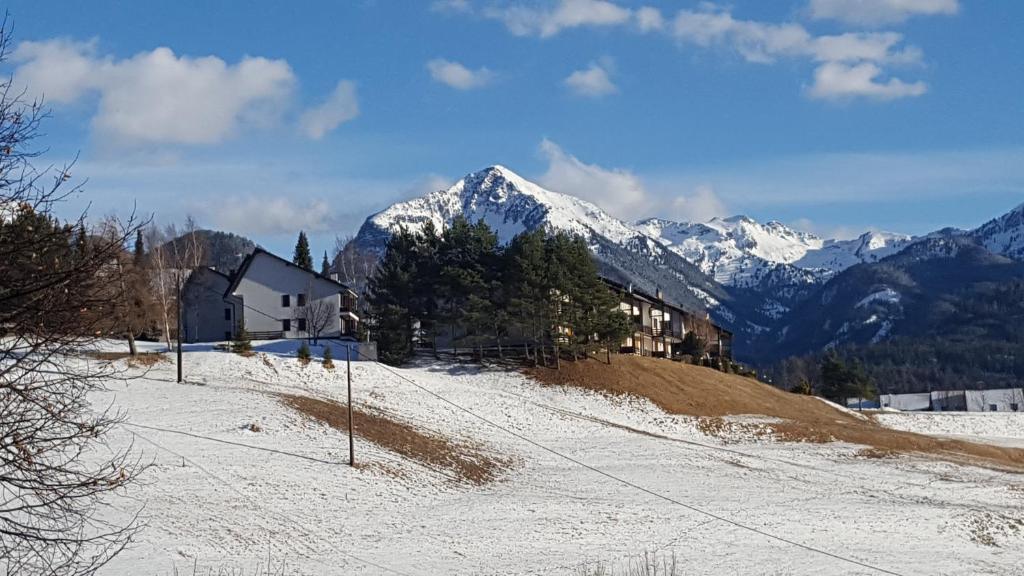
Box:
[4,0,1023,255]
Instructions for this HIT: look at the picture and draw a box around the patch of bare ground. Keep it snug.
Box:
[88,351,167,367]
[526,355,1024,472]
[278,393,508,484]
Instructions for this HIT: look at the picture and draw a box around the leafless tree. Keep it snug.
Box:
[294,280,336,346]
[332,234,376,293]
[144,224,175,350]
[0,17,143,575]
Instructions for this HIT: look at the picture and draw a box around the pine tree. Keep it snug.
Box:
[411,221,442,352]
[232,323,252,354]
[505,229,550,361]
[322,344,334,369]
[297,341,311,363]
[367,227,419,365]
[293,231,313,270]
[133,229,145,268]
[320,251,330,276]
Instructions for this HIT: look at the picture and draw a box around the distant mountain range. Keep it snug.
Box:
[350,165,1024,371]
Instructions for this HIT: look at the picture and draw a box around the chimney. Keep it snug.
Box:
[330,273,339,282]
[656,287,664,301]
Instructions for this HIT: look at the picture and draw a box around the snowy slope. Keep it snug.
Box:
[357,165,636,247]
[90,343,1024,575]
[971,202,1024,261]
[353,166,735,320]
[636,216,911,288]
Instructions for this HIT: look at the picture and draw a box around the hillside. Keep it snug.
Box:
[528,355,1024,470]
[90,342,1024,575]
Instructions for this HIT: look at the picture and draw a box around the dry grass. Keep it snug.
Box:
[526,355,1024,472]
[88,351,167,367]
[279,393,508,484]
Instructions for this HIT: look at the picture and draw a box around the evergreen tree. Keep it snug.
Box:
[411,221,442,351]
[320,251,331,276]
[133,229,146,268]
[293,231,313,270]
[322,345,334,369]
[232,323,252,354]
[297,341,311,363]
[505,229,549,360]
[367,227,419,365]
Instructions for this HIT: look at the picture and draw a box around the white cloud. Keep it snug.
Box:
[667,185,728,223]
[210,196,334,236]
[564,60,617,97]
[537,139,731,222]
[808,61,927,100]
[431,0,473,13]
[671,6,927,101]
[635,6,665,32]
[426,58,495,89]
[538,139,649,219]
[300,80,360,140]
[809,0,958,26]
[13,39,297,145]
[485,0,635,37]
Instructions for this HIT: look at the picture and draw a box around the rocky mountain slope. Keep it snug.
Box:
[353,165,740,321]
[635,215,912,288]
[351,165,1024,364]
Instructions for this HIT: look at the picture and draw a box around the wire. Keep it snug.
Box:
[190,275,905,574]
[122,421,349,466]
[356,350,905,576]
[128,427,414,576]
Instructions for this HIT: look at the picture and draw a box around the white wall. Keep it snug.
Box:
[965,389,1024,412]
[231,252,342,338]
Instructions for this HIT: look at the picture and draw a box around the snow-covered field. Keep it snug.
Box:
[87,342,1024,575]
[875,411,1024,449]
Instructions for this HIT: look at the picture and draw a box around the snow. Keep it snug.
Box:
[637,216,912,287]
[77,342,1024,575]
[875,411,1024,449]
[855,288,902,309]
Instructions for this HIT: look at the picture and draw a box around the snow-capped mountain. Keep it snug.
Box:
[353,166,736,319]
[971,202,1024,260]
[636,215,912,288]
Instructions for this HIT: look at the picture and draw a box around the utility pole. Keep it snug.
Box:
[176,278,183,383]
[347,344,354,467]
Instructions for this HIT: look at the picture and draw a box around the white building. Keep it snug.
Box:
[965,388,1023,412]
[183,249,359,343]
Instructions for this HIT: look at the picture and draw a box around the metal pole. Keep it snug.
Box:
[347,344,354,467]
[176,279,183,383]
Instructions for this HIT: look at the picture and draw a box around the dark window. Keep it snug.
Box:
[282,319,291,332]
[224,307,231,321]
[297,293,307,306]
[281,294,290,307]
[297,318,307,332]
[224,331,232,341]
[989,404,997,412]
[1011,403,1019,412]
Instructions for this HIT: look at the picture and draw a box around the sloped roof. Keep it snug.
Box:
[224,248,357,297]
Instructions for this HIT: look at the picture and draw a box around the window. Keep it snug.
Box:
[282,319,291,332]
[224,307,231,321]
[297,318,307,332]
[1011,403,1019,412]
[281,294,290,307]
[297,293,307,306]
[224,331,232,341]
[989,404,997,412]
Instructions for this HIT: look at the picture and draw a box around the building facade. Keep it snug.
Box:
[603,279,733,362]
[182,249,359,343]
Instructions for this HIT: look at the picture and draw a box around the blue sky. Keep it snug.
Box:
[5,0,1023,254]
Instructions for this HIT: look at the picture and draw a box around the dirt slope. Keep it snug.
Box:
[526,355,1024,472]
